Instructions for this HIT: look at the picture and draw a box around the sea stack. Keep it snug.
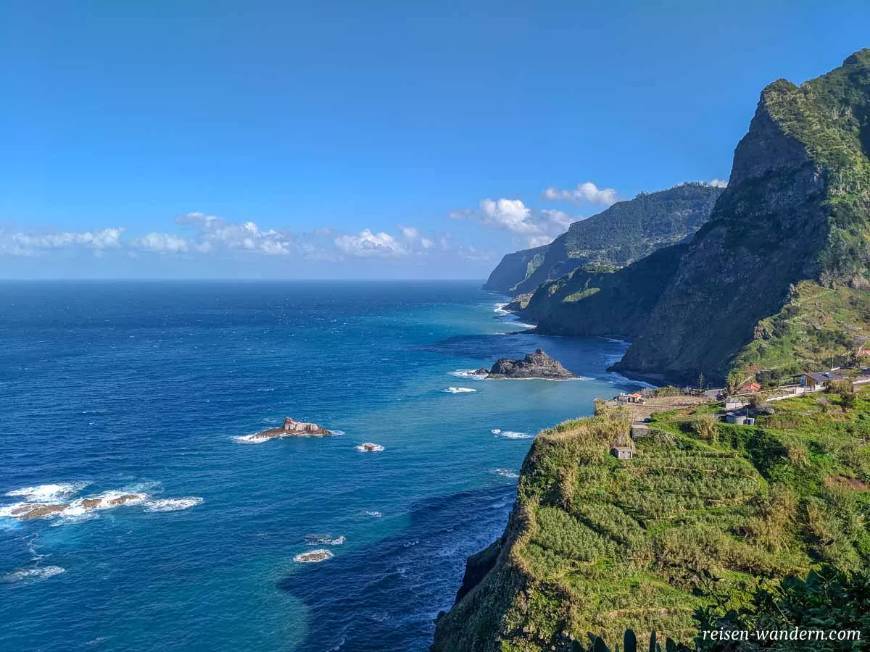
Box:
[480,349,575,379]
[248,417,332,441]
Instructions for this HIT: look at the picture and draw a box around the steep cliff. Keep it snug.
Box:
[614,50,870,385]
[433,390,870,651]
[483,184,722,295]
[523,244,686,339]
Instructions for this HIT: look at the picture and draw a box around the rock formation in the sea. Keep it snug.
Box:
[10,503,69,520]
[250,417,332,441]
[478,349,574,379]
[483,183,723,294]
[293,549,334,563]
[355,442,384,452]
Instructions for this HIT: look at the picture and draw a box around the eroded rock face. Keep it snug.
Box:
[485,349,574,379]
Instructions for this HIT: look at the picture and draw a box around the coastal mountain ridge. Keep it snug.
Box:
[514,50,870,386]
[483,184,723,295]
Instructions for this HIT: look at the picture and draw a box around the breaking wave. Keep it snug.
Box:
[491,468,520,479]
[491,428,533,440]
[443,386,476,394]
[305,534,346,546]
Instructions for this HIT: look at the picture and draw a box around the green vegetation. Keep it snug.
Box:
[433,389,870,651]
[729,282,870,389]
[696,566,869,651]
[563,288,601,303]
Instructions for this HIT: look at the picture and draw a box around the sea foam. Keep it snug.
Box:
[492,429,533,440]
[443,386,476,394]
[304,534,346,546]
[143,497,204,512]
[5,482,89,503]
[3,565,66,583]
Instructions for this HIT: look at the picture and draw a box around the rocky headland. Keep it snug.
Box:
[477,349,574,379]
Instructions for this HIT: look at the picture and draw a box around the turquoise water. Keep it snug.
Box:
[0,281,642,651]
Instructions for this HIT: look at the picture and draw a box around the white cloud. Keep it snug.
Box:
[177,212,293,256]
[0,227,123,256]
[707,178,728,188]
[335,229,407,257]
[543,181,618,206]
[135,232,189,253]
[451,199,573,247]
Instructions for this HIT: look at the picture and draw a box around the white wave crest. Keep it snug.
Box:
[493,302,510,315]
[492,468,520,479]
[5,483,89,503]
[443,386,477,394]
[493,429,532,440]
[363,510,383,518]
[304,534,346,546]
[233,434,269,444]
[293,549,334,563]
[3,565,66,583]
[449,369,487,380]
[144,497,204,512]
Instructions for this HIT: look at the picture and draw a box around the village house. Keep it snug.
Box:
[616,392,646,404]
[800,370,847,391]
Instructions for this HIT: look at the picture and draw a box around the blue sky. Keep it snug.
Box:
[0,1,867,278]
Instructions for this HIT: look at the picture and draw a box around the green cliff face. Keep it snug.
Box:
[523,244,686,339]
[433,390,870,651]
[482,184,722,295]
[613,50,870,385]
[483,246,548,293]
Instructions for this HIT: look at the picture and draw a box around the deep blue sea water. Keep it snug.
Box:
[0,281,644,651]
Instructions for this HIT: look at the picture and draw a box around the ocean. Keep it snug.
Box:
[0,281,643,651]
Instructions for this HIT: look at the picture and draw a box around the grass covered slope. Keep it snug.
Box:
[615,50,870,385]
[432,389,870,651]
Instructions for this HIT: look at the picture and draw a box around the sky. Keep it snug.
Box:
[0,1,867,279]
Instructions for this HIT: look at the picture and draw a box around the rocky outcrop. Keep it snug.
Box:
[249,417,332,441]
[484,184,722,295]
[479,349,574,379]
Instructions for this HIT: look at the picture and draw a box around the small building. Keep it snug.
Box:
[745,417,756,425]
[725,413,748,425]
[740,381,762,394]
[615,392,645,404]
[610,446,634,460]
[801,370,847,391]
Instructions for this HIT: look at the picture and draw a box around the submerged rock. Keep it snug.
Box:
[482,349,574,379]
[293,549,334,563]
[10,503,69,520]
